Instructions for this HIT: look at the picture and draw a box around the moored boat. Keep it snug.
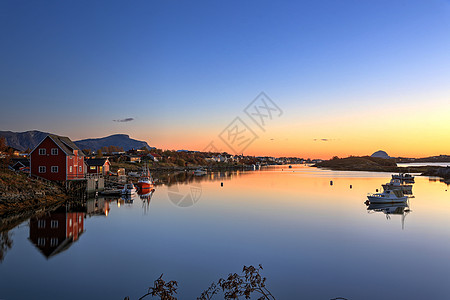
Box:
[137,164,154,191]
[121,182,137,195]
[193,168,207,176]
[382,178,413,194]
[367,189,407,203]
[392,173,415,183]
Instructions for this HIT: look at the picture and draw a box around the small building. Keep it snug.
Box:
[30,134,85,181]
[85,158,110,175]
[125,155,141,163]
[10,158,30,173]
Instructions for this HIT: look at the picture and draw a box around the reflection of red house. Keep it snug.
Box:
[85,158,110,175]
[30,134,85,181]
[29,207,85,258]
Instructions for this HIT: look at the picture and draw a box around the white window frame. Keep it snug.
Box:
[50,238,58,247]
[38,238,46,246]
[69,166,73,172]
[38,220,46,228]
[39,166,46,173]
[50,220,58,228]
[51,166,58,173]
[51,148,58,155]
[79,166,82,173]
[39,148,46,155]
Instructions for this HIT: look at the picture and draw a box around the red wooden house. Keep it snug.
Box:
[30,134,85,181]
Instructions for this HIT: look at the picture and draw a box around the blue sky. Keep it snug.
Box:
[1,0,449,157]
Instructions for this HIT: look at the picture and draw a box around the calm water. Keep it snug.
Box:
[397,162,450,167]
[1,165,450,299]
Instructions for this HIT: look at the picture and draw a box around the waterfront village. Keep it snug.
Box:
[0,134,315,212]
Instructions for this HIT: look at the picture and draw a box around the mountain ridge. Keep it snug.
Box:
[0,130,151,152]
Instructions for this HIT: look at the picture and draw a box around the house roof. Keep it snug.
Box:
[85,158,109,166]
[31,134,84,157]
[11,158,30,168]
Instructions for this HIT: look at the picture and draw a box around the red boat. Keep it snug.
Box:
[137,164,154,191]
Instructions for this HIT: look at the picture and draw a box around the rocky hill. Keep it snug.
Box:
[0,131,152,152]
[74,134,152,151]
[371,150,390,159]
[0,130,49,151]
[315,156,398,171]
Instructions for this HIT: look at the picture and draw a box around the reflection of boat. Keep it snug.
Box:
[392,173,415,183]
[193,168,207,176]
[367,189,407,203]
[121,183,136,195]
[366,202,411,229]
[140,189,155,214]
[382,178,413,194]
[137,164,154,191]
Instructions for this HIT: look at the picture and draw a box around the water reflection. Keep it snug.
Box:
[160,169,252,187]
[0,231,13,263]
[367,202,411,229]
[139,189,155,214]
[29,206,85,259]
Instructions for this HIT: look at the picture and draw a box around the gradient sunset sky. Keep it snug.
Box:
[1,0,449,159]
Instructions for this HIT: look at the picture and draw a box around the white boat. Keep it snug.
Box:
[382,178,413,194]
[121,183,137,195]
[193,168,207,176]
[392,173,415,183]
[367,189,407,203]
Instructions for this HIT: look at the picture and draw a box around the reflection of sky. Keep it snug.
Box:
[1,165,450,299]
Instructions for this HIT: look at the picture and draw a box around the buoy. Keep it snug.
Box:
[330,180,333,186]
[376,189,378,192]
[350,185,352,189]
[221,182,223,187]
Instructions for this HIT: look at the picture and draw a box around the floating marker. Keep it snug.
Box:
[330,180,333,186]
[350,185,352,189]
[221,182,223,187]
[376,189,378,192]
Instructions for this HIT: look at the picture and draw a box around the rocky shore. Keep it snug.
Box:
[313,156,437,174]
[422,167,450,181]
[0,169,69,214]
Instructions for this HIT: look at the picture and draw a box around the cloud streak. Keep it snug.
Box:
[113,118,134,123]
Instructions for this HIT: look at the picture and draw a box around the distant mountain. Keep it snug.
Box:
[74,134,151,151]
[0,131,152,152]
[0,130,50,151]
[371,150,390,159]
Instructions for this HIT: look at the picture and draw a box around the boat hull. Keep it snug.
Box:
[137,182,154,190]
[367,195,408,203]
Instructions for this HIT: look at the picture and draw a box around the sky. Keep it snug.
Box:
[0,0,449,159]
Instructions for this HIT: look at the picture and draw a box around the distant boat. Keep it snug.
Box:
[193,168,207,176]
[382,178,413,194]
[137,164,154,191]
[367,189,407,203]
[392,173,415,183]
[122,183,137,195]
